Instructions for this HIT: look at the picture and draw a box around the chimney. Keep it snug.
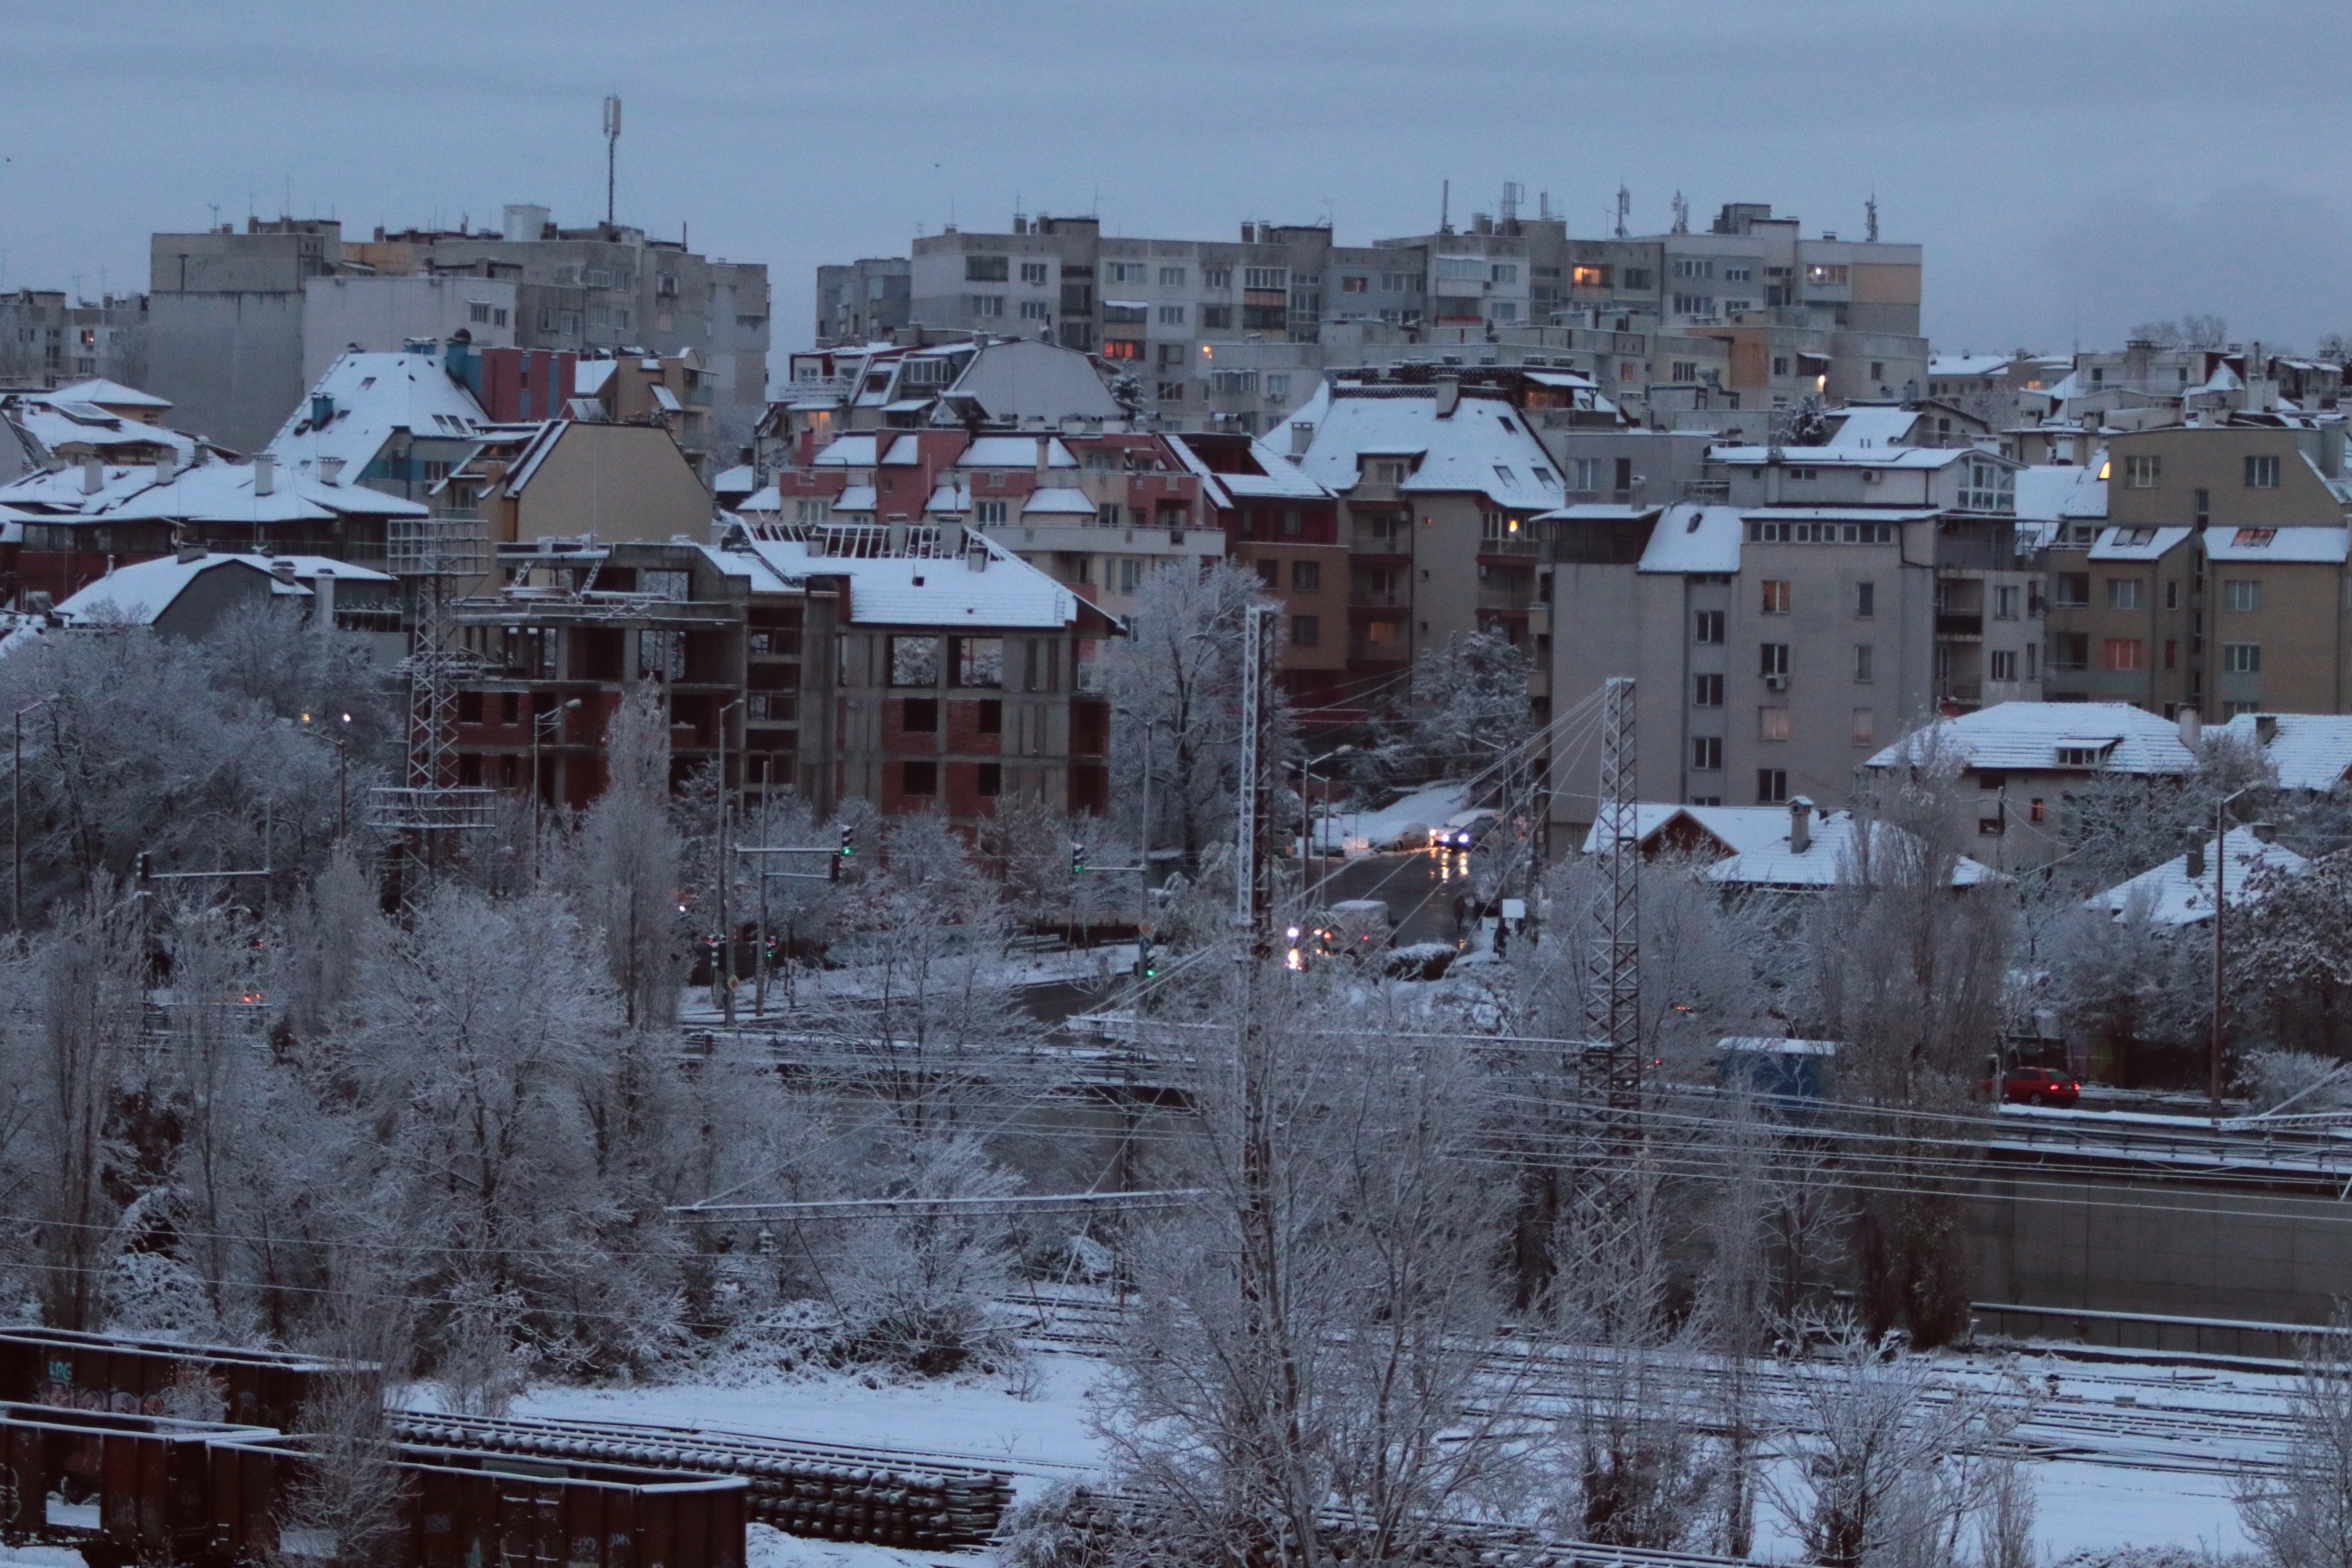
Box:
[2185,839,2207,879]
[966,539,987,572]
[1788,796,1813,854]
[1240,222,1256,243]
[1289,420,1314,457]
[319,456,345,486]
[153,454,175,487]
[253,452,276,496]
[80,456,102,494]
[2250,821,2277,844]
[271,559,297,585]
[1434,378,1461,419]
[2257,713,2279,745]
[2178,708,2202,748]
[176,542,205,564]
[1034,437,1050,482]
[311,567,335,633]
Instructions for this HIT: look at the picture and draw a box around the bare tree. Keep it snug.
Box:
[2238,1315,2352,1568]
[566,685,683,1029]
[277,1268,414,1568]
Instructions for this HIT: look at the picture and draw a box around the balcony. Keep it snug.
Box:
[1934,614,1984,639]
[1351,589,1408,609]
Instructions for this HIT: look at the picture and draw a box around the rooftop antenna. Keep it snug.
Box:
[207,202,221,230]
[1539,190,1553,221]
[1500,181,1523,225]
[603,95,623,225]
[1442,178,1451,235]
[1865,193,1879,243]
[1614,184,1630,239]
[1670,191,1689,235]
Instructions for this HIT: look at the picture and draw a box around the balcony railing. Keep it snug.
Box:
[1935,614,1984,638]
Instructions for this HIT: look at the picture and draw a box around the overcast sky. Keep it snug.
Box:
[9,1,2352,360]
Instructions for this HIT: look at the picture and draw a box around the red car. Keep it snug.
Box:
[1985,1065,2081,1108]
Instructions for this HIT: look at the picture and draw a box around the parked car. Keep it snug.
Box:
[1430,809,1499,850]
[1982,1064,2082,1107]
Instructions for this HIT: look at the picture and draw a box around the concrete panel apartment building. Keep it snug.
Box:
[822,198,1926,437]
[2040,420,2352,719]
[148,209,769,456]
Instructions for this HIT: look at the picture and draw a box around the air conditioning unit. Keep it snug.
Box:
[1764,674,1790,691]
[1862,469,1883,484]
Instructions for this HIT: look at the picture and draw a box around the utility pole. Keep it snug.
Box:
[603,96,622,227]
[14,695,52,932]
[715,696,744,1025]
[2211,788,2250,1120]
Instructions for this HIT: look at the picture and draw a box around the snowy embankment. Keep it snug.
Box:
[1308,781,1471,856]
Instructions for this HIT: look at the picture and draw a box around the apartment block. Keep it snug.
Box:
[0,290,149,389]
[2041,421,2352,718]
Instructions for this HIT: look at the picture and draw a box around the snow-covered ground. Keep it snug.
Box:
[495,1344,2267,1561]
[1309,781,1472,855]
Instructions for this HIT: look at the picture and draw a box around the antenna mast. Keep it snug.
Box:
[1614,185,1630,240]
[1865,193,1879,243]
[603,95,622,226]
[1234,603,1271,942]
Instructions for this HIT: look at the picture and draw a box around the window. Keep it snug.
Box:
[1672,294,1712,316]
[1243,266,1289,291]
[888,635,940,686]
[1106,262,1147,283]
[1670,360,1699,382]
[1490,262,1518,284]
[1340,274,1369,293]
[977,699,1002,735]
[1868,361,1883,380]
[1672,258,1713,279]
[971,294,1005,317]
[2246,454,2282,488]
[1759,707,1793,742]
[1693,737,1723,770]
[1694,673,1724,707]
[2164,640,2178,670]
[1760,579,1792,614]
[965,255,1009,282]
[2225,579,2263,612]
[902,699,939,732]
[1019,299,1051,321]
[1804,263,1849,285]
[1757,769,1789,805]
[2233,528,2277,547]
[2224,642,2263,673]
[1772,356,1792,377]
[1155,381,1185,401]
[952,636,1002,688]
[1852,708,1876,745]
[1256,559,1281,590]
[1155,266,1187,287]
[1102,339,1142,360]
[1760,643,1791,677]
[1381,271,1418,292]
[2103,638,2146,671]
[1198,304,1234,331]
[1020,260,1049,285]
[1570,456,1606,491]
[2107,579,2143,609]
[1490,302,1518,322]
[1291,560,1320,591]
[469,302,492,323]
[1202,266,1232,289]
[1961,459,2015,513]
[1290,614,1320,648]
[1694,609,1724,644]
[2051,632,2089,670]
[2054,573,2090,608]
[1989,649,2018,682]
[901,760,938,796]
[1571,264,1611,288]
[1854,644,1874,683]
[1994,585,2019,620]
[1436,257,1483,282]
[1856,580,1876,618]
[976,763,1002,798]
[1265,373,1291,399]
[974,499,1008,525]
[1157,304,1186,326]
[2122,454,2160,488]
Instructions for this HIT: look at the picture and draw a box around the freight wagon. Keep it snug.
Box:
[0,1327,354,1431]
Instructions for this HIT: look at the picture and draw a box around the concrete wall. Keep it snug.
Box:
[511,424,711,545]
[146,291,305,450]
[302,276,518,386]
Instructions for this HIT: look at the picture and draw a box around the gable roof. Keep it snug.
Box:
[55,552,395,626]
[1286,386,1565,511]
[266,351,490,478]
[743,531,1099,630]
[1582,802,1996,888]
[2218,713,2352,791]
[1638,504,1743,573]
[1867,701,2197,775]
[0,456,426,524]
[2012,463,2107,523]
[42,378,171,411]
[2089,827,2308,926]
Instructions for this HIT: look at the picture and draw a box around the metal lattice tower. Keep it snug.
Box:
[370,514,497,836]
[1583,677,1640,1113]
[1234,603,1269,940]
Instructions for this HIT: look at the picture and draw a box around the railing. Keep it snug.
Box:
[387,513,489,577]
[1935,614,1985,637]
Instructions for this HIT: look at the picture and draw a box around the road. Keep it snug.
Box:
[1304,848,1472,946]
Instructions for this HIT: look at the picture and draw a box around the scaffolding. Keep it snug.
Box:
[370,514,497,836]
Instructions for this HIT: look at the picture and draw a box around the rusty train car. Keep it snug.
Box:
[0,1327,348,1431]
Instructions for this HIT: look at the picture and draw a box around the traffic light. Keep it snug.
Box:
[1135,932,1156,979]
[833,824,855,882]
[135,852,151,884]
[763,933,783,966]
[1071,841,1086,876]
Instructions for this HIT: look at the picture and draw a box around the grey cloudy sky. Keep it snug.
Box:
[9,0,2352,358]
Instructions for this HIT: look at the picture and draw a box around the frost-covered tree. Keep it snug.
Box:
[566,685,683,1029]
[2239,1314,2352,1568]
[1374,629,1531,785]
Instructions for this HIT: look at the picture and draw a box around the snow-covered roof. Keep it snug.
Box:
[9,405,197,462]
[713,463,756,496]
[813,434,881,468]
[2087,525,2193,561]
[744,534,1089,629]
[0,457,426,523]
[1824,407,1921,449]
[2012,463,2107,523]
[2204,524,2349,563]
[1021,487,1096,517]
[925,482,970,514]
[936,339,1121,426]
[1286,387,1564,511]
[266,352,488,478]
[573,360,617,396]
[1707,443,1975,470]
[1167,436,1333,510]
[40,378,171,411]
[1638,504,1743,573]
[953,435,1076,469]
[834,485,878,512]
[1867,701,2196,775]
[56,551,393,626]
[1928,354,2018,378]
[1583,802,1995,888]
[737,485,781,515]
[2219,713,2352,791]
[2089,827,2308,927]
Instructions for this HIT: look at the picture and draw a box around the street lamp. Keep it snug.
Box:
[1295,744,1356,908]
[531,698,583,880]
[14,694,55,931]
